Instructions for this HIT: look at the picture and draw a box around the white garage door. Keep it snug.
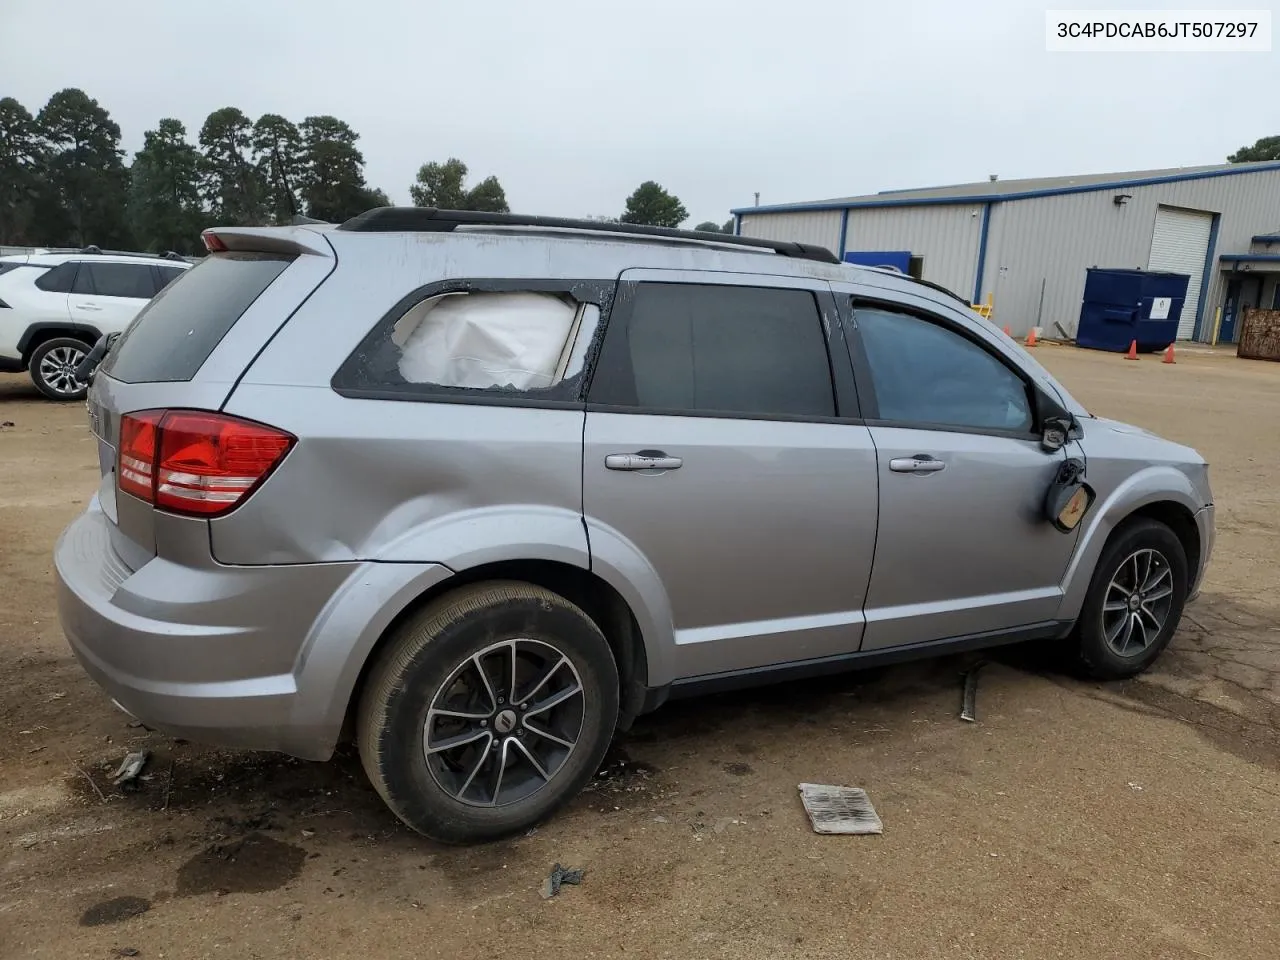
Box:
[1148,206,1214,340]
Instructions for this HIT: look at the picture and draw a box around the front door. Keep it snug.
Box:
[838,292,1081,650]
[583,270,878,682]
[69,261,159,334]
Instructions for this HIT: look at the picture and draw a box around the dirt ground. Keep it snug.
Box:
[1,345,1277,960]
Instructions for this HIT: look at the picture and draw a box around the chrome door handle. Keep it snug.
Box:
[605,452,683,472]
[889,456,946,474]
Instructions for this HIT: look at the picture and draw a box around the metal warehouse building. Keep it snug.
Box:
[733,161,1280,343]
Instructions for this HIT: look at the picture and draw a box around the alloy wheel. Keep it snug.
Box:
[38,345,87,397]
[423,638,585,807]
[1102,548,1175,657]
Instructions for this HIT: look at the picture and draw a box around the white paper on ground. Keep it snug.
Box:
[395,291,578,390]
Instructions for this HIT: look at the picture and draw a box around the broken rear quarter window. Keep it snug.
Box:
[340,289,600,397]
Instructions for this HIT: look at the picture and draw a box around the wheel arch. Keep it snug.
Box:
[1126,501,1200,582]
[337,559,651,748]
[1059,469,1203,622]
[19,322,103,364]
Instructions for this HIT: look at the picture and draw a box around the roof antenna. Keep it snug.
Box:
[271,143,299,222]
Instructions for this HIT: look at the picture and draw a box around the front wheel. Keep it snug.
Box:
[29,337,91,401]
[357,581,619,843]
[1074,518,1188,680]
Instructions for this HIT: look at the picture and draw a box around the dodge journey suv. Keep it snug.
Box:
[55,209,1214,843]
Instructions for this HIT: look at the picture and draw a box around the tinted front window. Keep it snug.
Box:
[101,253,292,383]
[34,262,78,293]
[591,283,835,418]
[855,306,1033,432]
[155,265,185,292]
[84,263,158,299]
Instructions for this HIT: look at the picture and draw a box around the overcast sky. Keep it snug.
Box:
[2,0,1277,224]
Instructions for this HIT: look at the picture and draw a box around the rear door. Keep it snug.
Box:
[836,289,1079,650]
[69,261,158,334]
[29,260,78,323]
[583,269,878,683]
[89,244,332,567]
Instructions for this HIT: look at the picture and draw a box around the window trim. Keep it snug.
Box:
[584,278,860,424]
[71,263,96,295]
[330,277,617,406]
[843,296,1041,441]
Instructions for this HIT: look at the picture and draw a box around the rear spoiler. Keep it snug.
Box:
[200,225,335,257]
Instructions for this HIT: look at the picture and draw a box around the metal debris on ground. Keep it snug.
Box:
[113,949,140,958]
[960,660,988,723]
[111,749,150,787]
[797,783,884,835]
[540,862,585,899]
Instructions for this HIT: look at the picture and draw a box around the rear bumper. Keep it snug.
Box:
[55,502,362,759]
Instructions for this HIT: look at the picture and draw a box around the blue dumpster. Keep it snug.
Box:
[1076,268,1190,352]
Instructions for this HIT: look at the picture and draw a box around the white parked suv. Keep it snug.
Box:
[0,248,190,400]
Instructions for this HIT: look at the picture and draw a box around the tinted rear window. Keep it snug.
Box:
[101,253,293,383]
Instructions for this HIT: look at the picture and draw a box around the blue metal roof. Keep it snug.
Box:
[733,161,1280,216]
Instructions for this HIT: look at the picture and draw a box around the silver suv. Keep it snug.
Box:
[55,210,1214,843]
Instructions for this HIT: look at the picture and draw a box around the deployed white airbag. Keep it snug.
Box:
[394,291,577,390]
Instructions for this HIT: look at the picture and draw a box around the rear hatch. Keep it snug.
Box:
[87,228,336,567]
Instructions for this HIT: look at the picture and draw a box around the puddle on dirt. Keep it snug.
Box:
[79,895,151,927]
[175,832,307,897]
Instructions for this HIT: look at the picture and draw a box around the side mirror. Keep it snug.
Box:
[1044,457,1095,532]
[1041,416,1072,452]
[1035,384,1078,452]
[74,332,119,384]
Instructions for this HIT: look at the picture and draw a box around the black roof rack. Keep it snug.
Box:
[76,244,191,263]
[336,207,841,264]
[860,264,972,308]
[910,276,971,306]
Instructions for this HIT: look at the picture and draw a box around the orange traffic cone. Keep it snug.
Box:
[1002,325,1011,336]
[1124,339,1139,360]
[1025,328,1038,348]
[1162,343,1176,364]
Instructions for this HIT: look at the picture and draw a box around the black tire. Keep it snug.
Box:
[1074,518,1188,680]
[28,337,92,401]
[357,581,619,843]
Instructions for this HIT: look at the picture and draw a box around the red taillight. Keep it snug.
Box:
[118,410,163,502]
[117,410,294,517]
[201,230,227,253]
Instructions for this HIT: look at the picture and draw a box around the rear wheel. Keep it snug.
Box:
[1074,518,1188,680]
[357,581,619,843]
[29,337,90,401]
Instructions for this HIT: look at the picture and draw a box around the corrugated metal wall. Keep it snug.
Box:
[843,205,985,300]
[738,210,842,253]
[981,169,1280,339]
[738,169,1280,341]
